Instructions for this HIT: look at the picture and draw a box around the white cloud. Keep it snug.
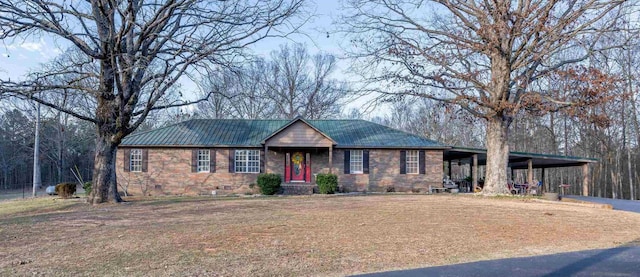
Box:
[20,41,44,52]
[19,39,51,58]
[1,37,64,80]
[4,39,59,59]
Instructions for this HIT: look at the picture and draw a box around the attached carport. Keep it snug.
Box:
[443,147,598,195]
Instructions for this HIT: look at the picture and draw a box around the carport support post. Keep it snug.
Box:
[527,159,533,186]
[541,168,546,193]
[582,163,590,196]
[472,154,478,192]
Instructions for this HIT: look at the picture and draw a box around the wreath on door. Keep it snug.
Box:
[292,152,304,175]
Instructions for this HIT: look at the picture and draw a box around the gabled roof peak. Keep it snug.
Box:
[261,117,336,145]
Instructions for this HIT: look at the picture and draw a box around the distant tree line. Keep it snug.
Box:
[0,108,95,190]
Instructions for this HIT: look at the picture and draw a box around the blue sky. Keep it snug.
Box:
[0,0,372,115]
[0,1,345,83]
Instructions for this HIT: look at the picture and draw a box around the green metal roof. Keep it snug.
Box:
[121,118,448,149]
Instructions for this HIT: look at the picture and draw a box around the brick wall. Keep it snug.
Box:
[333,149,443,192]
[116,147,444,195]
[116,148,260,196]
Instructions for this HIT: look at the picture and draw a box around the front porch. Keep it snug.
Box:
[265,146,333,194]
[262,118,336,193]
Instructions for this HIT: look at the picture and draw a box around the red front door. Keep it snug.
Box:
[290,152,305,181]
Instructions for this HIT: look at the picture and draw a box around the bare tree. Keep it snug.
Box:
[198,59,276,119]
[341,0,625,194]
[0,0,306,203]
[197,43,348,120]
[264,43,347,119]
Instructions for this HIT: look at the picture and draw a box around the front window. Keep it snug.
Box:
[235,150,260,173]
[350,150,363,174]
[197,149,210,172]
[406,150,419,174]
[130,149,143,172]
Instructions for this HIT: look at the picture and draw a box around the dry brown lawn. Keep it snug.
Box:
[1,194,640,276]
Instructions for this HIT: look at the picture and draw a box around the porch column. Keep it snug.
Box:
[472,154,478,192]
[447,160,452,179]
[264,145,269,173]
[582,163,590,196]
[328,146,333,174]
[527,159,533,185]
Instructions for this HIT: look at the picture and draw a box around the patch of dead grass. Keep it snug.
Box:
[1,194,640,276]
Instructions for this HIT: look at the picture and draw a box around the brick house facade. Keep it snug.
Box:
[117,118,448,195]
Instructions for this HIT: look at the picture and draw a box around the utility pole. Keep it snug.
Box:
[32,102,41,197]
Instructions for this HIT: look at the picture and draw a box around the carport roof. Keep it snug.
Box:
[444,147,597,169]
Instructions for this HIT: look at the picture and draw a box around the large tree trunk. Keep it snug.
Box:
[90,134,122,204]
[483,116,511,194]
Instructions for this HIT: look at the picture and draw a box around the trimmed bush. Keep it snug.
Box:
[55,183,77,198]
[257,173,281,195]
[316,173,338,194]
[83,182,92,195]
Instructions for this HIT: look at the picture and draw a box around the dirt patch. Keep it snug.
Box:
[1,194,640,276]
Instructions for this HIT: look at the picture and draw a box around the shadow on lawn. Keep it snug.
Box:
[356,239,640,277]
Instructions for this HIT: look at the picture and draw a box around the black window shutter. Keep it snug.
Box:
[344,150,351,174]
[363,150,370,174]
[400,150,406,174]
[260,150,265,173]
[123,149,131,172]
[191,149,198,172]
[141,149,148,172]
[228,149,235,173]
[210,149,216,173]
[419,150,426,174]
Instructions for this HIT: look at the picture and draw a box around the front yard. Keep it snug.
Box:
[1,194,640,276]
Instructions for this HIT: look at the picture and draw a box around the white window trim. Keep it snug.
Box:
[350,150,364,174]
[197,149,210,173]
[130,149,143,172]
[235,149,260,173]
[406,150,419,175]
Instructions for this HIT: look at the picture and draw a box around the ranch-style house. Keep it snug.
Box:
[117,117,596,196]
[117,117,446,195]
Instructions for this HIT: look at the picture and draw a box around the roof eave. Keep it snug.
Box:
[119,144,451,150]
[334,145,451,150]
[118,144,263,148]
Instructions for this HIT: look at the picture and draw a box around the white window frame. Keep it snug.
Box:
[350,150,363,174]
[235,149,260,173]
[130,149,143,172]
[197,149,210,173]
[406,150,419,174]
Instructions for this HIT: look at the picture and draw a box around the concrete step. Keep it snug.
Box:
[281,184,315,195]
